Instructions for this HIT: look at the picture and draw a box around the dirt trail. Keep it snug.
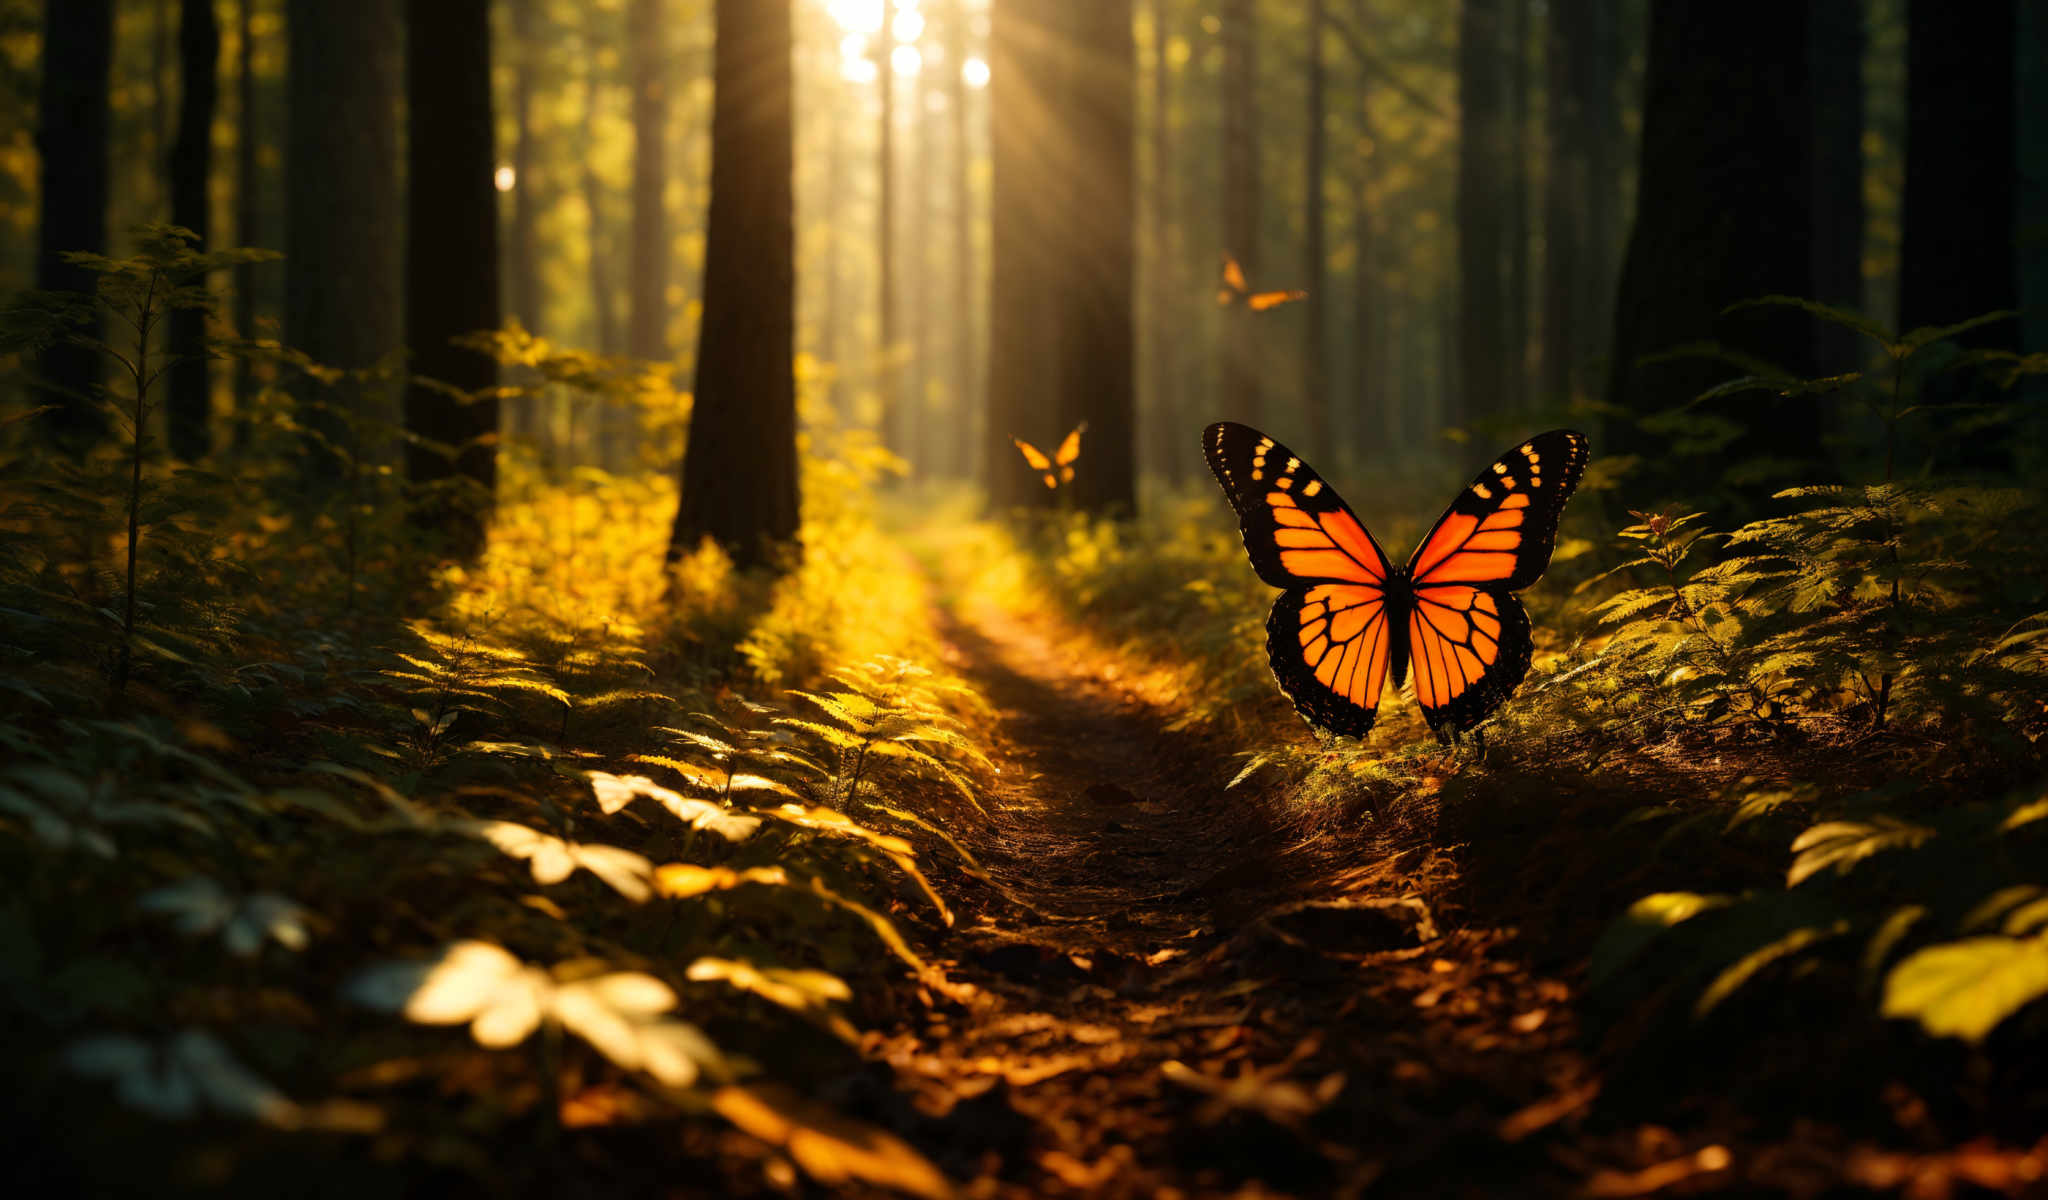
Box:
[879,599,1616,1199]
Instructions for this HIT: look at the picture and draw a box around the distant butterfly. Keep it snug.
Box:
[1013,422,1087,489]
[1204,422,1588,742]
[1216,254,1308,312]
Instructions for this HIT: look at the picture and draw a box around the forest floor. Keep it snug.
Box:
[823,587,2045,1199]
[865,592,1680,1199]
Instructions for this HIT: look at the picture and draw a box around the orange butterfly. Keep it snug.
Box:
[1013,423,1086,489]
[1204,422,1588,742]
[1217,254,1308,312]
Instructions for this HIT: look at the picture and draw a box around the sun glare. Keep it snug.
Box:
[826,0,884,36]
[891,44,922,75]
[962,56,989,89]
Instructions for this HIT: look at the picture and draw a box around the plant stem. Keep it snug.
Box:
[114,272,162,698]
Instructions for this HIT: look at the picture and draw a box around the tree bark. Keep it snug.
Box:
[1503,0,1528,413]
[231,0,259,435]
[627,0,670,361]
[1456,0,1506,428]
[986,0,1067,507]
[404,0,501,556]
[34,0,114,450]
[1808,1,1864,375]
[1538,0,1584,408]
[1604,0,1818,470]
[1061,0,1136,515]
[1218,0,1260,427]
[582,12,620,356]
[1303,0,1329,451]
[167,0,220,461]
[1899,0,2017,472]
[948,0,976,480]
[669,0,798,570]
[286,0,401,484]
[506,0,542,334]
[876,31,901,460]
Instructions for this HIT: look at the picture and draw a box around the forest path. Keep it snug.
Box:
[880,593,1610,1198]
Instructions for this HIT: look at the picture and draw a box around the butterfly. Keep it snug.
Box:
[1204,422,1588,742]
[1013,422,1087,489]
[1216,254,1308,312]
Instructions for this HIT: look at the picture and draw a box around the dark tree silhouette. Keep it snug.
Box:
[668,0,798,570]
[1604,0,1819,470]
[627,0,670,362]
[1303,0,1329,451]
[1456,0,1506,425]
[167,0,220,461]
[1808,2,1864,376]
[1218,0,1261,427]
[286,0,400,484]
[1899,0,2018,472]
[231,0,260,431]
[875,16,902,462]
[403,0,500,556]
[34,0,113,451]
[986,0,1067,507]
[505,0,542,335]
[1060,0,1136,515]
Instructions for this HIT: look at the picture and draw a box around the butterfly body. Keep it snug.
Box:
[1205,422,1586,742]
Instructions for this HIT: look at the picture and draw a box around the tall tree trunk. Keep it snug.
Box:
[627,0,670,361]
[1503,0,1528,413]
[1062,0,1136,514]
[1218,0,1260,427]
[876,33,901,460]
[823,66,847,421]
[1456,0,1506,429]
[506,0,541,334]
[1146,0,1179,483]
[1808,2,1864,377]
[909,54,932,476]
[404,0,501,556]
[669,0,798,569]
[167,0,220,461]
[34,0,113,450]
[1604,0,1818,472]
[286,0,400,484]
[1580,0,1622,377]
[231,0,259,438]
[1303,0,1329,451]
[986,0,1066,507]
[1899,0,2018,473]
[1539,0,1584,408]
[582,14,620,356]
[948,0,976,480]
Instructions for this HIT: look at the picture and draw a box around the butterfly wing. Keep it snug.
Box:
[1205,422,1396,738]
[1012,437,1059,488]
[1247,289,1309,312]
[1054,424,1086,466]
[1221,255,1249,297]
[1402,430,1589,735]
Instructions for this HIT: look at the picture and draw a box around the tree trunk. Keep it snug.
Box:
[1538,0,1584,408]
[1503,0,1528,413]
[1604,0,1818,471]
[627,0,669,361]
[285,0,400,484]
[1580,0,1622,377]
[231,0,259,437]
[404,0,501,557]
[876,32,901,460]
[34,0,114,451]
[1899,0,2017,473]
[909,51,932,476]
[948,0,976,480]
[668,0,798,570]
[1456,0,1506,429]
[506,0,541,334]
[986,0,1067,507]
[1303,0,1329,452]
[1808,1,1863,377]
[166,0,220,461]
[1062,0,1136,515]
[1218,0,1260,427]
[582,13,620,356]
[1145,0,1179,484]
